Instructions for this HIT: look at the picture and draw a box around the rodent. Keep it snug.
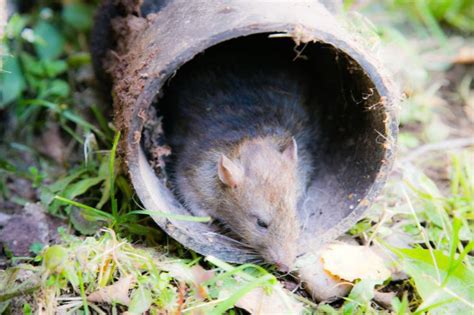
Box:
[161,56,315,272]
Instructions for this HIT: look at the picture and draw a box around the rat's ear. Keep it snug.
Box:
[282,137,298,162]
[218,155,243,188]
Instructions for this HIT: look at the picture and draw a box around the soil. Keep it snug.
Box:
[0,203,65,259]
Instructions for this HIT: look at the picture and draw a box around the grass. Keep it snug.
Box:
[1,228,298,314]
[1,0,473,314]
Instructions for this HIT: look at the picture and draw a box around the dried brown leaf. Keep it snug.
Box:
[163,263,214,286]
[87,275,135,306]
[374,290,396,309]
[453,47,474,64]
[236,287,303,315]
[298,251,351,302]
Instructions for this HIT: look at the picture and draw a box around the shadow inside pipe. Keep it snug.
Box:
[142,33,386,256]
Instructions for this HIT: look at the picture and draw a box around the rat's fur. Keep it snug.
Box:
[162,58,315,270]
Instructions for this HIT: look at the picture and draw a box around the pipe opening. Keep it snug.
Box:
[141,33,388,257]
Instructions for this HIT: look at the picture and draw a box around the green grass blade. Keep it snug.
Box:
[209,274,275,315]
[414,0,447,44]
[109,132,120,219]
[54,195,114,220]
[77,266,90,315]
[127,210,211,222]
[442,218,462,286]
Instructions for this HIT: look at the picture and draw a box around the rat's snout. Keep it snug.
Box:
[272,251,295,273]
[275,261,290,273]
[267,235,298,273]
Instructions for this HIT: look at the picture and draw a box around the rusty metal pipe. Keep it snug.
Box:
[91,0,398,263]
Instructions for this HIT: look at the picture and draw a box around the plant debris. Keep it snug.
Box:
[320,242,392,282]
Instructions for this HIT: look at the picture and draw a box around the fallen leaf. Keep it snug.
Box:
[127,282,152,314]
[190,265,214,299]
[162,263,215,300]
[320,243,391,282]
[236,287,303,315]
[453,47,474,64]
[374,290,396,309]
[191,265,215,284]
[87,275,135,305]
[297,251,351,302]
[163,263,214,286]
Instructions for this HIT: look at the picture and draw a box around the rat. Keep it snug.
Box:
[161,57,315,272]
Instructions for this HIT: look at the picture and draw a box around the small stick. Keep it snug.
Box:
[400,137,474,163]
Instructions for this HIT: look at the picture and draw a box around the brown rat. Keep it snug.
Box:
[161,57,315,271]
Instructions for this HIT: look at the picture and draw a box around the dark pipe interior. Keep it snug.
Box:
[143,33,386,251]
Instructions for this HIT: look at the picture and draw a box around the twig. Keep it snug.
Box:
[400,137,474,163]
[366,210,389,246]
[292,293,319,309]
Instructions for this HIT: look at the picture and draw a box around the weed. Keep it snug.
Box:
[1,229,304,314]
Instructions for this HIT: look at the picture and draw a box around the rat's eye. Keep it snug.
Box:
[256,218,269,229]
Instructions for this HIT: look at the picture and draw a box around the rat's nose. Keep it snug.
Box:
[275,261,290,273]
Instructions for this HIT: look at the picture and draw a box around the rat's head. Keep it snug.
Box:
[217,137,301,272]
